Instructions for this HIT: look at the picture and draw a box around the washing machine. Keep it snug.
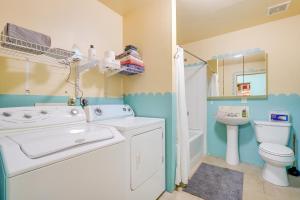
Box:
[0,106,127,200]
[85,104,166,200]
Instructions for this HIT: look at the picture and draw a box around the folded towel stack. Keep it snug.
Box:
[116,45,144,75]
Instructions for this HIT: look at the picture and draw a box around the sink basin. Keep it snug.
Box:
[216,106,249,165]
[216,111,249,126]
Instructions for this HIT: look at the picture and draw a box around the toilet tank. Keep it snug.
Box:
[254,121,291,145]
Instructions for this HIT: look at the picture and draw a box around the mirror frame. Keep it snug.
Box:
[207,53,268,100]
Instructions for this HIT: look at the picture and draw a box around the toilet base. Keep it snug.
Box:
[262,163,289,186]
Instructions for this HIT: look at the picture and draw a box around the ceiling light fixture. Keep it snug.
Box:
[234,54,243,58]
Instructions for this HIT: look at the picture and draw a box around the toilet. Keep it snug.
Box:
[254,121,294,186]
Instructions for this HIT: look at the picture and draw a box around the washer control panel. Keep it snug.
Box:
[0,106,85,131]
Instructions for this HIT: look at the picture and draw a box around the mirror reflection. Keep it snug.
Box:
[207,50,267,98]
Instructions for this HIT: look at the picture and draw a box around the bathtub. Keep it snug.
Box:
[189,129,204,170]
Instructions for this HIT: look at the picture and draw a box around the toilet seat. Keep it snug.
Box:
[259,143,294,165]
[259,143,294,157]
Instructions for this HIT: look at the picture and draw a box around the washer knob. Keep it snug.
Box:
[24,114,32,119]
[40,110,48,115]
[2,112,11,117]
[70,109,79,116]
[94,108,102,116]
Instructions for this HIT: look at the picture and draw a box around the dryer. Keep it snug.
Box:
[0,106,126,200]
[85,104,165,200]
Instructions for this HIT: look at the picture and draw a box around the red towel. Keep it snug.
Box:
[121,59,144,67]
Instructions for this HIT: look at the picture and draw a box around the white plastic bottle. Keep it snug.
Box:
[88,45,96,61]
[72,44,83,61]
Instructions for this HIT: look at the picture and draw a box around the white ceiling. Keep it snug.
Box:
[98,0,300,44]
[177,0,300,44]
[98,0,153,16]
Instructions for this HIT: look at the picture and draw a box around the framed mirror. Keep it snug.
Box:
[207,50,268,99]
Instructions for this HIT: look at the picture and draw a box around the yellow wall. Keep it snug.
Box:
[123,0,175,94]
[0,0,123,98]
[171,0,177,93]
[183,15,300,95]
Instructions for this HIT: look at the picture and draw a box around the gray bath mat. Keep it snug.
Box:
[184,163,243,200]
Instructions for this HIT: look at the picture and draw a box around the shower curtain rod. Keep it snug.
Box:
[181,47,207,64]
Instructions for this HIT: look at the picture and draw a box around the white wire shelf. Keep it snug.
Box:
[105,68,124,77]
[0,33,75,68]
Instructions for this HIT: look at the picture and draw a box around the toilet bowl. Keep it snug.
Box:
[259,143,294,186]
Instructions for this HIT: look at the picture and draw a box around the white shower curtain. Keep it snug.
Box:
[208,73,219,96]
[175,46,190,185]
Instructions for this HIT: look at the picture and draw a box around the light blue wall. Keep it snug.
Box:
[0,94,123,107]
[208,94,300,168]
[124,92,177,192]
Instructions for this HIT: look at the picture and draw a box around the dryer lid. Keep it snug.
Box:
[259,143,294,157]
[8,124,114,159]
[99,117,164,132]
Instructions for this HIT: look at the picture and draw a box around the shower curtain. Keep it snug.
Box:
[208,73,219,96]
[175,46,190,185]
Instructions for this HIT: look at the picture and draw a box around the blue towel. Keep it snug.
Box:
[120,64,144,75]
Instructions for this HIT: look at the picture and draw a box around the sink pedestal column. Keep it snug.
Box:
[226,125,239,165]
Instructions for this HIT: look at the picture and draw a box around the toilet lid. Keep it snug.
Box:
[259,143,294,157]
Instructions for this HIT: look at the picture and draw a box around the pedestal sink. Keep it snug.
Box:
[216,106,249,165]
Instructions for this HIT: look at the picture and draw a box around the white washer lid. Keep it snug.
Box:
[259,143,294,157]
[8,124,114,159]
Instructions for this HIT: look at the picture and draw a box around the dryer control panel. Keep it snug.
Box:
[85,105,134,122]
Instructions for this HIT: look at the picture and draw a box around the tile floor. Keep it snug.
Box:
[159,156,300,200]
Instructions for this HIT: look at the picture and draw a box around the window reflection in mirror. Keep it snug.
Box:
[207,50,267,99]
